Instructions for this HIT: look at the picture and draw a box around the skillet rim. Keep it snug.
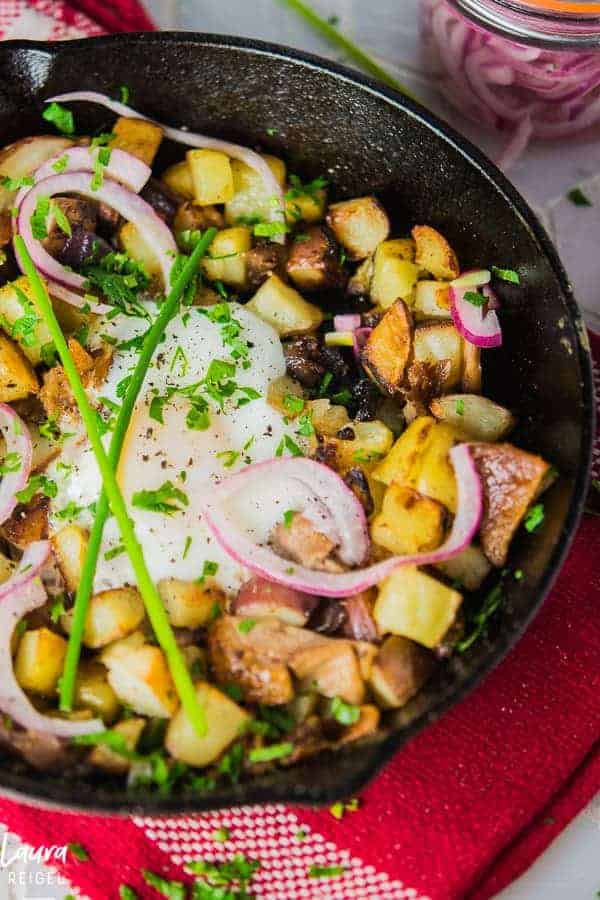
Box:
[0,30,594,815]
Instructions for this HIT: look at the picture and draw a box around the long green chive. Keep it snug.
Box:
[277,0,415,100]
[15,233,214,738]
[57,228,216,715]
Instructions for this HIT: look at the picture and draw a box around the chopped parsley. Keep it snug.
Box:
[237,618,258,634]
[455,397,465,416]
[285,173,328,202]
[30,195,51,240]
[141,870,186,900]
[54,501,87,522]
[216,448,241,469]
[52,200,72,237]
[332,388,352,405]
[67,843,89,861]
[42,101,75,135]
[170,344,188,377]
[217,742,245,784]
[253,220,289,238]
[16,473,57,504]
[91,146,112,191]
[464,290,486,307]
[283,393,305,415]
[318,371,333,396]
[38,416,62,441]
[11,286,41,348]
[329,797,359,820]
[330,696,360,726]
[296,412,315,437]
[104,544,126,561]
[52,155,69,174]
[308,865,346,878]
[119,85,130,104]
[196,560,218,585]
[212,827,230,843]
[119,886,138,900]
[131,480,189,516]
[0,174,34,191]
[275,434,303,458]
[186,854,260,887]
[50,597,66,624]
[457,581,504,653]
[491,265,520,284]
[0,451,21,474]
[283,509,297,529]
[183,536,193,559]
[567,187,592,207]
[524,502,545,533]
[247,742,294,764]
[353,449,383,464]
[82,251,150,318]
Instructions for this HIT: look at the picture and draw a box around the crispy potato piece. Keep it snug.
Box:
[374,566,463,648]
[285,185,327,225]
[371,485,446,555]
[362,299,413,394]
[412,225,460,280]
[202,226,252,289]
[76,587,145,649]
[74,660,120,723]
[326,196,390,260]
[413,321,463,391]
[0,332,38,401]
[325,419,395,474]
[370,239,421,308]
[89,717,145,773]
[245,242,287,290]
[369,635,433,708]
[430,394,515,442]
[14,627,67,696]
[112,116,163,166]
[225,154,286,225]
[161,161,193,199]
[434,543,492,591]
[413,280,451,321]
[102,640,178,718]
[40,365,75,420]
[462,340,482,393]
[0,136,73,212]
[0,275,55,365]
[286,226,346,292]
[373,415,436,486]
[306,398,349,436]
[166,682,249,767]
[158,578,224,629]
[470,442,550,566]
[186,149,234,205]
[347,255,374,298]
[118,221,162,278]
[1,494,48,548]
[246,274,324,336]
[290,642,365,705]
[266,374,304,417]
[52,524,88,593]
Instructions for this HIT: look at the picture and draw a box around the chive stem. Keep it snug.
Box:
[277,0,416,100]
[15,234,212,737]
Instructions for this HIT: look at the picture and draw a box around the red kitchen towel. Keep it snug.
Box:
[0,2,598,898]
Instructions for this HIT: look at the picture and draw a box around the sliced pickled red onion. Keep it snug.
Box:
[0,404,32,526]
[15,171,177,301]
[334,314,361,332]
[450,284,502,349]
[450,269,490,289]
[201,445,482,598]
[18,146,151,199]
[353,326,372,362]
[47,91,286,240]
[0,541,103,736]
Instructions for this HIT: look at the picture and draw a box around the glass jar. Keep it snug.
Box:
[420,0,600,166]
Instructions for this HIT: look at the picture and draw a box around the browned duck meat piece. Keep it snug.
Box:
[271,512,343,572]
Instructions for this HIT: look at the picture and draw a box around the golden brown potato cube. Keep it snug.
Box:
[330,419,394,473]
[112,116,163,166]
[246,274,324,336]
[374,566,463,648]
[326,196,390,261]
[413,280,451,321]
[0,135,73,212]
[370,239,421,308]
[202,226,252,289]
[0,333,38,402]
[347,256,374,298]
[14,627,67,696]
[462,340,482,393]
[434,543,492,592]
[430,394,515,442]
[285,185,327,225]
[413,321,464,391]
[74,660,120,723]
[290,642,365,705]
[286,226,346,292]
[103,641,178,718]
[306,398,349,436]
[267,374,305,417]
[412,225,460,281]
[373,415,436,486]
[369,635,433,708]
[371,485,446,555]
[186,149,234,205]
[89,717,145,773]
[166,681,249,766]
[158,578,224,629]
[225,154,286,226]
[470,442,550,566]
[118,222,162,278]
[80,587,145,649]
[0,276,54,366]
[0,550,15,584]
[52,524,88,593]
[161,161,194,199]
[362,299,413,394]
[415,421,463,513]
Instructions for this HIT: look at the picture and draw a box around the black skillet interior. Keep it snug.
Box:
[0,32,593,814]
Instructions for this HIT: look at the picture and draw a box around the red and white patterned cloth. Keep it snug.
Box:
[0,3,597,899]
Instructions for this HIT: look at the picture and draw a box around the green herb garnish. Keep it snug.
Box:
[308,865,346,878]
[196,560,219,585]
[330,696,360,725]
[247,742,294,763]
[283,509,297,529]
[119,886,138,900]
[68,843,89,861]
[0,175,34,191]
[456,581,504,653]
[275,434,304,457]
[491,266,520,284]
[238,618,258,634]
[0,452,21,474]
[30,195,50,240]
[455,397,465,416]
[567,187,592,207]
[524,502,545,533]
[464,291,486,307]
[142,870,186,900]
[43,101,75,134]
[132,480,189,516]
[16,473,57,503]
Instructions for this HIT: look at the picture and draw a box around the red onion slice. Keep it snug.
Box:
[450,269,491,289]
[450,285,502,349]
[22,146,151,196]
[47,91,286,240]
[15,171,177,299]
[201,444,482,598]
[353,326,373,362]
[45,278,111,315]
[0,404,32,526]
[0,541,103,737]
[334,314,361,332]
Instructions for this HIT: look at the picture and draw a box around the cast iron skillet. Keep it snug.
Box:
[0,32,593,814]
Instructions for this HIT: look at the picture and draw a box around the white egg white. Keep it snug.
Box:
[46,301,308,595]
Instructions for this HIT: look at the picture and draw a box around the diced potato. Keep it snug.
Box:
[118,222,162,278]
[89,717,145,773]
[0,135,73,212]
[165,681,249,766]
[413,280,451,321]
[186,149,234,205]
[267,374,304,417]
[29,423,60,472]
[430,394,516,442]
[74,660,120,723]
[158,578,224,629]
[369,636,433,708]
[112,116,163,166]
[362,299,413,393]
[225,155,286,226]
[290,642,365,705]
[75,588,145,649]
[0,550,15,584]
[329,419,394,473]
[246,274,323,336]
[373,416,436,486]
[0,333,38,402]
[14,627,67,696]
[412,225,460,280]
[0,276,54,365]
[415,421,462,513]
[306,398,349,436]
[371,485,446,555]
[347,256,373,298]
[161,160,193,199]
[370,239,421,308]
[286,226,345,292]
[374,566,463,648]
[326,196,390,260]
[102,641,178,718]
[435,543,492,592]
[52,524,88,593]
[413,322,464,391]
[285,186,327,224]
[462,340,482,393]
[202,226,252,289]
